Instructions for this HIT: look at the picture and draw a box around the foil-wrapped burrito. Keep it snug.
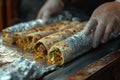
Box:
[47,30,120,65]
[2,19,44,44]
[33,21,87,60]
[47,31,92,65]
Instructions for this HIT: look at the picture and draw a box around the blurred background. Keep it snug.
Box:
[0,0,46,30]
[0,0,99,30]
[0,0,110,30]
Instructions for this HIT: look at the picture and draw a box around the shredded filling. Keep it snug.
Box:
[16,39,24,48]
[24,36,33,52]
[48,48,62,65]
[25,36,41,52]
[34,43,47,60]
[16,36,26,48]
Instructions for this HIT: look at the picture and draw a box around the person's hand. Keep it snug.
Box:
[37,0,64,22]
[83,2,120,48]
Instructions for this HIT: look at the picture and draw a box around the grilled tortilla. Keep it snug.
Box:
[33,21,87,60]
[47,31,92,65]
[2,19,43,44]
[14,21,77,48]
[21,21,79,50]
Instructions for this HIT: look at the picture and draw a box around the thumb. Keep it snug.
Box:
[42,11,51,23]
[83,19,97,35]
[36,11,43,19]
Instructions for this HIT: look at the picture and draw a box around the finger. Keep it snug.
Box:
[36,11,43,19]
[83,18,97,35]
[101,23,113,43]
[42,10,50,23]
[93,23,106,48]
[113,22,120,34]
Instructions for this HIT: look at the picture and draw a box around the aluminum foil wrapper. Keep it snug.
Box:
[4,19,45,33]
[0,44,21,66]
[64,31,92,53]
[62,31,120,63]
[48,10,89,24]
[0,57,41,80]
[0,57,57,80]
[61,31,92,63]
[0,38,58,80]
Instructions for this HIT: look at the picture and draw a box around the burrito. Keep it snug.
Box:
[16,21,78,49]
[2,19,44,44]
[33,21,87,60]
[47,31,92,65]
[24,30,62,52]
[14,26,50,48]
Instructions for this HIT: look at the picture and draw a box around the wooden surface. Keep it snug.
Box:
[0,0,4,30]
[5,0,19,27]
[0,0,19,30]
[66,49,120,80]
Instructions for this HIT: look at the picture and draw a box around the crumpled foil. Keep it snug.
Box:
[64,31,92,54]
[55,31,120,64]
[0,57,57,80]
[48,10,89,24]
[5,19,45,34]
[60,31,92,63]
[0,40,57,80]
[0,44,21,66]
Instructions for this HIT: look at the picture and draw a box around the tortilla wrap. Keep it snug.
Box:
[16,21,78,48]
[33,21,87,60]
[47,31,92,65]
[24,21,79,52]
[2,19,44,44]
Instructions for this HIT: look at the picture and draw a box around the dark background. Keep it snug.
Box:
[0,0,114,29]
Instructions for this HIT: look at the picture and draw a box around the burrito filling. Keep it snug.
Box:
[25,35,42,52]
[48,48,62,65]
[24,36,33,52]
[34,43,47,60]
[16,39,24,48]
